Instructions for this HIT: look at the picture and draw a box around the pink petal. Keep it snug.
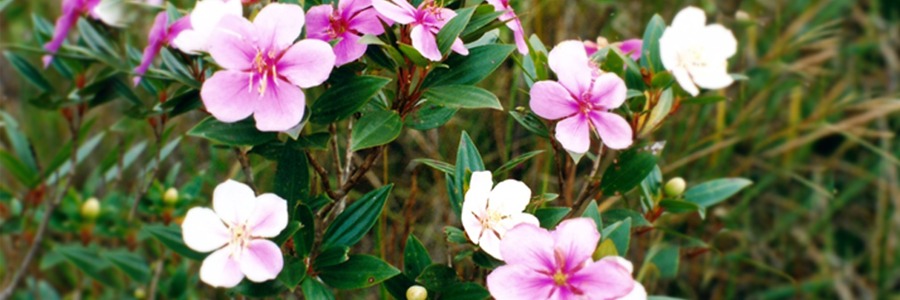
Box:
[133,13,169,82]
[451,38,469,56]
[601,256,635,274]
[247,193,289,238]
[253,78,306,132]
[499,223,555,273]
[333,33,367,66]
[512,25,529,55]
[43,0,80,60]
[529,81,579,120]
[182,207,230,252]
[208,15,257,70]
[487,264,555,300]
[349,8,387,35]
[554,114,591,154]
[213,179,258,226]
[590,111,633,150]
[372,0,415,24]
[495,212,540,237]
[200,248,245,288]
[411,25,442,61]
[304,4,334,41]
[567,258,635,299]
[278,39,335,88]
[253,3,306,50]
[617,39,642,61]
[589,73,627,109]
[548,40,593,97]
[200,70,256,123]
[239,239,284,282]
[620,281,648,300]
[551,218,600,273]
[339,0,370,17]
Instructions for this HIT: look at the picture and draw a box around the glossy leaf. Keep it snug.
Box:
[277,256,307,290]
[423,85,502,110]
[414,158,455,174]
[310,75,391,124]
[405,102,458,130]
[509,110,550,138]
[415,264,458,292]
[535,207,571,229]
[3,51,53,91]
[318,255,401,290]
[301,278,335,300]
[600,149,659,194]
[350,109,402,151]
[274,146,310,213]
[602,218,631,255]
[404,235,432,278]
[581,200,603,233]
[421,44,515,88]
[640,14,666,74]
[314,246,350,268]
[451,132,485,217]
[104,249,151,284]
[293,205,315,257]
[187,117,277,146]
[140,224,205,260]
[495,150,544,175]
[322,185,393,248]
[436,7,475,54]
[684,178,753,208]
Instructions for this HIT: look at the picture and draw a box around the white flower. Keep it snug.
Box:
[181,180,288,288]
[171,0,243,54]
[659,6,737,96]
[92,0,131,28]
[461,171,539,260]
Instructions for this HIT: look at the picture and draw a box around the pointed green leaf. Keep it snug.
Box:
[350,110,402,151]
[322,185,393,248]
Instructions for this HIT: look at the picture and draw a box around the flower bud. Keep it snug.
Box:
[163,187,179,206]
[81,197,101,220]
[134,288,146,299]
[664,177,686,197]
[406,285,427,300]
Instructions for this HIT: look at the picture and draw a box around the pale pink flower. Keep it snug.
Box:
[529,41,633,153]
[200,3,335,131]
[461,171,539,260]
[171,0,243,55]
[486,218,636,300]
[133,12,191,85]
[604,256,648,300]
[486,0,528,54]
[181,180,288,288]
[659,6,737,96]
[584,38,642,61]
[43,0,126,67]
[307,0,388,66]
[372,0,468,61]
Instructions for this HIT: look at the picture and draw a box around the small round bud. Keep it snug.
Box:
[664,177,686,197]
[81,197,101,220]
[163,187,179,205]
[133,288,146,299]
[406,285,427,300]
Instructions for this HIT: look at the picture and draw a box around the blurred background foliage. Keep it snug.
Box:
[1,0,900,299]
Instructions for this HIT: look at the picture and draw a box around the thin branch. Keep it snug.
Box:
[329,124,344,185]
[306,152,339,200]
[235,147,255,190]
[146,258,165,300]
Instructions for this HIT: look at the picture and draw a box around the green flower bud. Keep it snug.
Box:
[134,288,146,299]
[163,187,179,205]
[664,177,686,197]
[81,197,101,220]
[406,285,427,300]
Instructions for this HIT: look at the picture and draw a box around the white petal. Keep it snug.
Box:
[487,180,531,216]
[171,30,206,54]
[247,193,289,238]
[689,60,734,90]
[477,229,503,260]
[701,24,737,60]
[464,171,493,216]
[671,6,706,30]
[182,207,230,252]
[496,213,539,236]
[199,248,245,288]
[192,0,244,36]
[213,179,257,226]
[92,0,129,27]
[672,67,699,96]
[618,282,648,300]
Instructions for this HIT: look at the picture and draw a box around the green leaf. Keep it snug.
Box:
[187,117,276,146]
[462,6,505,37]
[273,221,302,245]
[681,95,727,105]
[398,43,431,66]
[535,207,571,228]
[495,150,544,175]
[77,18,118,58]
[581,200,603,232]
[322,185,393,248]
[405,102,458,130]
[603,208,650,227]
[160,48,197,87]
[648,245,680,279]
[274,146,310,213]
[55,245,121,288]
[383,274,416,300]
[422,44,515,88]
[293,205,315,257]
[684,178,753,208]
[1,112,38,177]
[444,226,468,244]
[104,249,151,283]
[659,199,702,214]
[232,279,286,297]
[651,71,674,89]
[602,218,632,255]
[639,164,663,205]
[436,7,475,55]
[640,14,666,74]
[442,282,491,300]
[404,235,432,278]
[311,75,391,124]
[600,149,659,194]
[3,51,53,91]
[423,85,502,110]
[639,88,673,136]
[277,256,307,290]
[315,246,350,268]
[301,278,336,300]
[451,131,485,217]
[318,255,401,290]
[414,158,455,174]
[140,224,205,260]
[509,110,550,138]
[415,264,458,292]
[350,110,402,151]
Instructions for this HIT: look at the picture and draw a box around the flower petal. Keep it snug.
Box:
[200,248,245,288]
[171,29,206,54]
[601,256,635,274]
[496,212,539,237]
[478,228,502,259]
[589,73,627,109]
[182,207,230,252]
[372,0,416,24]
[461,205,485,245]
[411,25,442,61]
[208,15,257,70]
[278,39,336,88]
[499,223,555,273]
[672,67,699,96]
[133,13,169,83]
[304,4,335,41]
[529,81,579,120]
[451,38,469,56]
[200,70,256,123]
[617,39,643,61]
[213,179,257,226]
[487,179,531,216]
[551,218,600,273]
[487,264,555,300]
[590,111,633,150]
[333,33,368,66]
[253,3,306,50]
[247,193,289,238]
[349,8,387,35]
[463,171,494,217]
[239,239,284,282]
[671,6,706,30]
[191,0,243,36]
[619,281,648,300]
[567,258,635,299]
[689,60,734,90]
[555,114,591,154]
[548,40,593,97]
[253,78,306,132]
[701,24,737,60]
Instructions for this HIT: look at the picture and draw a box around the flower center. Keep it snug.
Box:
[552,270,568,286]
[677,46,707,69]
[228,222,252,258]
[250,49,279,96]
[328,12,350,38]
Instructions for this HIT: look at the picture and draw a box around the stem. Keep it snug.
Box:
[146,257,165,300]
[330,124,344,185]
[567,149,620,218]
[235,147,255,190]
[306,152,339,200]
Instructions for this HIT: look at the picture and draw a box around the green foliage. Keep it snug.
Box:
[188,117,277,146]
[318,255,401,290]
[350,109,402,151]
[322,185,393,248]
[310,75,391,124]
[422,85,503,110]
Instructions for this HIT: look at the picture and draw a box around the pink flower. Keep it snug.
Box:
[461,171,539,260]
[486,0,528,54]
[603,257,648,300]
[307,0,388,66]
[171,0,243,55]
[584,38,643,61]
[201,3,336,132]
[529,41,633,153]
[133,12,191,85]
[181,180,289,288]
[372,0,469,61]
[486,218,636,300]
[43,0,101,67]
